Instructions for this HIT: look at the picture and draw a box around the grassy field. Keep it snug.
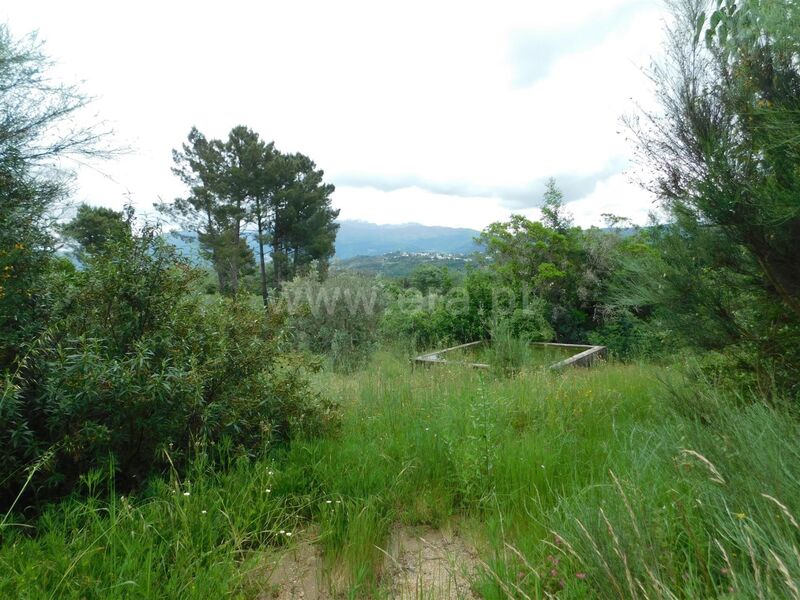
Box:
[2,352,799,598]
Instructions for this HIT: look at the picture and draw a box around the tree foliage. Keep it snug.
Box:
[0,26,109,371]
[630,0,800,317]
[621,0,800,396]
[60,203,131,257]
[0,27,109,166]
[282,271,385,372]
[160,126,338,300]
[476,184,623,342]
[0,27,336,511]
[270,153,339,286]
[164,127,255,295]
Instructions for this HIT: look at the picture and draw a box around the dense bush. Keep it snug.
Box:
[381,268,553,352]
[379,288,450,350]
[587,309,673,362]
[380,270,491,350]
[404,264,454,295]
[1,227,335,510]
[281,272,386,372]
[0,161,60,372]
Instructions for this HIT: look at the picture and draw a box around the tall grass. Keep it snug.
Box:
[0,455,307,599]
[2,352,799,598]
[488,319,530,375]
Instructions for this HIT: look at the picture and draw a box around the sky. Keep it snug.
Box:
[3,0,667,231]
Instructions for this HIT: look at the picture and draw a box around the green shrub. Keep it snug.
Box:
[381,269,554,354]
[380,270,499,351]
[380,288,452,351]
[0,227,335,509]
[407,264,454,295]
[502,301,554,342]
[281,272,386,372]
[588,309,673,361]
[0,178,56,371]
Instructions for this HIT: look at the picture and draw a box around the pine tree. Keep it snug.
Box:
[540,178,573,233]
[271,153,339,283]
[163,127,338,298]
[161,127,256,295]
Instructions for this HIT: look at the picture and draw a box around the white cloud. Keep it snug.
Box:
[2,0,666,228]
[564,173,657,228]
[333,185,511,230]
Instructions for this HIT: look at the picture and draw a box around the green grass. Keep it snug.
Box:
[0,450,321,599]
[2,352,800,598]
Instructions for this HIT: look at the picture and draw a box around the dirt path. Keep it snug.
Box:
[382,524,480,599]
[259,532,331,600]
[259,524,480,599]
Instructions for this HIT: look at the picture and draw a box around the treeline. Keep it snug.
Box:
[284,186,650,368]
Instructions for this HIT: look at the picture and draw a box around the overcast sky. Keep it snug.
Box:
[4,0,667,230]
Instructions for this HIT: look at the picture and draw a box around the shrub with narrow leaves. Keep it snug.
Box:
[281,272,386,372]
[0,227,336,509]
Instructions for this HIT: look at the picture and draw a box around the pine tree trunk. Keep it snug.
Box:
[272,236,282,287]
[257,204,268,307]
[230,213,241,294]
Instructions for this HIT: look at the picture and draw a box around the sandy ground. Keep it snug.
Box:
[382,524,480,599]
[258,524,479,599]
[259,533,332,600]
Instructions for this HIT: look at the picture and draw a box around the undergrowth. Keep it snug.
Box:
[2,352,799,598]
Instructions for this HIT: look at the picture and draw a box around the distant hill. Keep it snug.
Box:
[164,221,482,262]
[332,251,474,278]
[164,231,204,263]
[334,221,480,259]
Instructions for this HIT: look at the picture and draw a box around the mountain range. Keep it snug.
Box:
[333,221,480,258]
[165,220,481,262]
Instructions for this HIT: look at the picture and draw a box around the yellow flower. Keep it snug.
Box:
[735,512,746,520]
